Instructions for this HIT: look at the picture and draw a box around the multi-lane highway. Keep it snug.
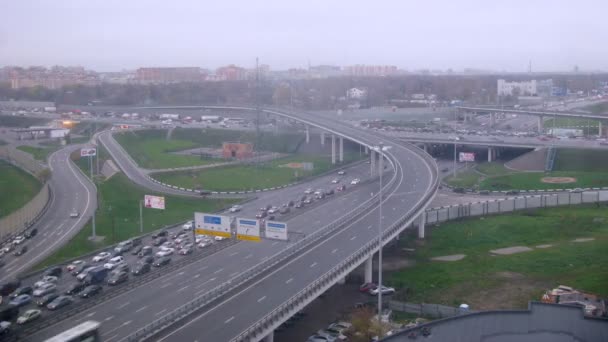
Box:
[23,107,438,341]
[0,145,96,283]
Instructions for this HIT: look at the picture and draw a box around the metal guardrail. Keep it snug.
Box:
[124,154,401,341]
[6,239,240,341]
[231,144,439,342]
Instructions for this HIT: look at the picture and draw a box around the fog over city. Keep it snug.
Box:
[1,0,607,71]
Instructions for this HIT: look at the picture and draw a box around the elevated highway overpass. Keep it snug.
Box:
[25,106,438,342]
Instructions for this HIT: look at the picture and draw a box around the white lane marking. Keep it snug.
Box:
[331,248,338,254]
[213,268,223,274]
[86,312,95,318]
[155,309,167,316]
[225,316,235,324]
[367,225,373,229]
[135,306,148,313]
[177,285,190,293]
[123,320,132,326]
[160,282,172,289]
[117,302,130,309]
[244,254,253,259]
[105,315,114,321]
[257,296,266,303]
[229,271,239,277]
[285,278,293,284]
[104,334,118,342]
[194,274,200,278]
[229,251,239,256]
[310,262,317,268]
[350,235,357,240]
[195,277,216,289]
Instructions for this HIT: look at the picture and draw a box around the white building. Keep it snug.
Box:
[497,79,538,97]
[347,88,367,99]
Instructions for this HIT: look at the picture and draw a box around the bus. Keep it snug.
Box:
[44,321,101,342]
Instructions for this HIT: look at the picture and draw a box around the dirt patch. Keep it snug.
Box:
[573,237,595,243]
[431,254,466,262]
[535,244,553,249]
[490,246,533,255]
[452,274,549,310]
[541,176,577,184]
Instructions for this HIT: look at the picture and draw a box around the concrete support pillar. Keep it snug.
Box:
[364,255,373,283]
[370,150,376,177]
[599,121,604,137]
[263,332,274,342]
[418,211,426,239]
[491,112,496,127]
[321,131,325,146]
[365,146,369,155]
[488,147,494,162]
[339,137,344,163]
[331,134,336,164]
[537,115,544,133]
[337,277,346,285]
[305,125,310,144]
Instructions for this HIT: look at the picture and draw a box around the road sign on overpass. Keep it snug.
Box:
[265,220,288,240]
[236,218,261,242]
[194,213,232,238]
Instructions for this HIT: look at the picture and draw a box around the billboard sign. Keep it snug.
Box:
[194,213,231,238]
[80,147,97,157]
[144,195,165,210]
[236,218,261,242]
[459,152,475,162]
[265,220,288,241]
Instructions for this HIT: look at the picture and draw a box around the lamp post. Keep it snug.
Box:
[373,142,391,319]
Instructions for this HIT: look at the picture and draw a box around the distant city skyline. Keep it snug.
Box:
[1,0,607,72]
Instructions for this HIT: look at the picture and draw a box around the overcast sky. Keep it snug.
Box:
[1,0,607,72]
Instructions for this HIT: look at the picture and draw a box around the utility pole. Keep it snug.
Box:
[377,142,384,319]
[139,200,144,233]
[90,155,96,239]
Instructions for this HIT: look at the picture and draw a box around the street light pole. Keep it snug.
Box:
[377,142,384,318]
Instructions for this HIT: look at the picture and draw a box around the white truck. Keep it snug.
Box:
[159,113,180,120]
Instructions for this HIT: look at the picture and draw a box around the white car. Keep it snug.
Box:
[350,178,360,185]
[182,221,193,231]
[229,205,242,213]
[337,170,346,175]
[33,283,57,297]
[104,256,125,269]
[331,179,340,184]
[198,242,210,249]
[66,260,85,272]
[34,276,58,288]
[69,211,79,218]
[12,236,26,245]
[304,188,313,194]
[267,207,279,214]
[369,285,395,296]
[17,309,42,324]
[214,236,227,241]
[156,248,174,257]
[92,252,111,262]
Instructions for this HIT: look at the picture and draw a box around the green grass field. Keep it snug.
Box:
[544,117,599,135]
[479,171,608,190]
[554,148,608,172]
[444,169,481,188]
[17,145,56,161]
[153,153,359,191]
[389,205,608,309]
[0,160,42,218]
[475,162,511,176]
[35,173,238,269]
[114,128,305,169]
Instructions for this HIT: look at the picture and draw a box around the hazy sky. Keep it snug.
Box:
[1,0,607,72]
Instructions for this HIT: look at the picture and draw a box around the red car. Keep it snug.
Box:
[359,282,377,293]
[336,185,346,192]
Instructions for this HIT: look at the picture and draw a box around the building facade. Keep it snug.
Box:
[135,67,204,84]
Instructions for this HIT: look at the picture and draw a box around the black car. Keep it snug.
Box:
[79,285,102,298]
[151,230,168,239]
[0,281,21,297]
[505,190,520,195]
[13,246,27,256]
[36,293,59,307]
[44,266,62,278]
[24,228,38,239]
[453,187,466,194]
[138,246,153,257]
[131,237,142,246]
[479,190,490,195]
[140,255,154,264]
[47,296,72,310]
[131,245,143,255]
[325,189,335,196]
[107,271,128,286]
[131,262,151,276]
[65,282,87,295]
[10,286,32,298]
[153,257,171,267]
[153,237,167,246]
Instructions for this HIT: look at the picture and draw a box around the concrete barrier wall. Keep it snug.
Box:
[424,190,608,226]
[0,146,51,242]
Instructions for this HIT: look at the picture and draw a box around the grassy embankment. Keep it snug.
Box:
[0,160,41,218]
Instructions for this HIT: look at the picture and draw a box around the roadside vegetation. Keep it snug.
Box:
[0,160,42,218]
[544,117,598,135]
[17,145,56,161]
[35,173,238,269]
[389,204,608,309]
[153,153,361,191]
[114,128,304,169]
[581,101,608,115]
